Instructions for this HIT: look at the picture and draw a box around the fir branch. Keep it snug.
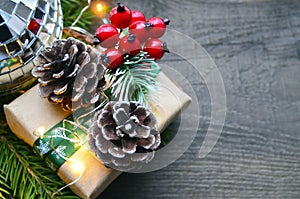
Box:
[106,52,161,105]
[0,127,79,199]
[0,1,96,198]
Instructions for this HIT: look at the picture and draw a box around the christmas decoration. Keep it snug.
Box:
[0,126,77,199]
[0,0,63,102]
[27,18,43,35]
[32,37,106,111]
[109,3,132,29]
[118,34,142,57]
[2,2,193,198]
[33,117,87,171]
[144,38,170,61]
[129,21,153,43]
[102,48,124,70]
[93,2,170,104]
[130,10,146,25]
[0,57,20,71]
[94,24,119,48]
[88,101,161,170]
[106,51,161,105]
[148,17,170,38]
[90,0,111,20]
[0,0,98,198]
[4,71,192,198]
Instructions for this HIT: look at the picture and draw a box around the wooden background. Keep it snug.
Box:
[99,0,300,198]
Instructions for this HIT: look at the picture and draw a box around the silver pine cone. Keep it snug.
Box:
[32,37,106,111]
[88,101,161,171]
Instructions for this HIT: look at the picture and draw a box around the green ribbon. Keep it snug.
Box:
[33,115,88,171]
[45,139,80,171]
[33,97,108,171]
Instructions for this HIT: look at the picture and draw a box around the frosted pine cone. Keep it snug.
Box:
[32,37,106,111]
[88,101,161,171]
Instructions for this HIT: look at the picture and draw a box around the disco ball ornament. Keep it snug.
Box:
[0,0,63,103]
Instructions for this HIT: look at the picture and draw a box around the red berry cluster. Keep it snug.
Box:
[94,3,170,70]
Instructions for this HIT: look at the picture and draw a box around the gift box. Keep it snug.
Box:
[4,72,191,199]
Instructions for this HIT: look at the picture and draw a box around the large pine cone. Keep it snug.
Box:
[32,37,106,111]
[88,101,161,171]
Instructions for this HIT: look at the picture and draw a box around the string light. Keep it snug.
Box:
[96,3,103,12]
[91,1,109,18]
[33,120,87,197]
[33,126,46,137]
[34,2,112,197]
[71,161,85,174]
[52,161,84,197]
[70,0,91,28]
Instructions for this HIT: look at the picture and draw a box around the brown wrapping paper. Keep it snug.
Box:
[4,72,191,199]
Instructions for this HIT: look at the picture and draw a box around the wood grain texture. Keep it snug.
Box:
[98,0,300,198]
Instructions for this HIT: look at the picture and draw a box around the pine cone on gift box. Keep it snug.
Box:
[88,101,161,171]
[32,37,106,111]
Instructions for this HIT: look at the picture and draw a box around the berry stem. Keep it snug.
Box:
[93,36,101,46]
[163,18,170,25]
[128,34,136,42]
[162,42,170,53]
[117,3,126,12]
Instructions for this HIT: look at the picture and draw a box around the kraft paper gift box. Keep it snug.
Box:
[4,72,191,199]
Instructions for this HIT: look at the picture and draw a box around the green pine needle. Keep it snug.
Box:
[106,52,161,106]
[61,0,95,30]
[0,1,97,198]
[0,127,79,198]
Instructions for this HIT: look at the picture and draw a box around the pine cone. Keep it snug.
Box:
[32,37,106,111]
[88,101,161,171]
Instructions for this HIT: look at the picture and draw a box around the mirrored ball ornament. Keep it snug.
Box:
[0,0,63,99]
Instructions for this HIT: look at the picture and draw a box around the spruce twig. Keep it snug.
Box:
[1,135,52,196]
[106,52,161,106]
[0,127,79,198]
[0,0,97,198]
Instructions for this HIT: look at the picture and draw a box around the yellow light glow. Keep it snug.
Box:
[96,3,103,13]
[35,126,46,137]
[91,1,108,17]
[71,161,84,174]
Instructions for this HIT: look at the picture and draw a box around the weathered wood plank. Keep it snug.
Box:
[99,0,300,198]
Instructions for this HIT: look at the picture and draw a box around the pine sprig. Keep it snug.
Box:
[106,52,161,105]
[0,127,79,199]
[0,1,97,198]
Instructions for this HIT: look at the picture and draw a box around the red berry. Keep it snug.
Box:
[119,34,141,58]
[94,24,119,48]
[129,21,153,43]
[148,17,170,38]
[110,3,132,29]
[130,10,146,25]
[28,18,43,35]
[144,39,169,60]
[102,48,123,70]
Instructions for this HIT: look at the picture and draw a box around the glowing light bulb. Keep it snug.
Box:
[71,161,84,174]
[34,126,46,137]
[96,3,103,13]
[90,1,108,17]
